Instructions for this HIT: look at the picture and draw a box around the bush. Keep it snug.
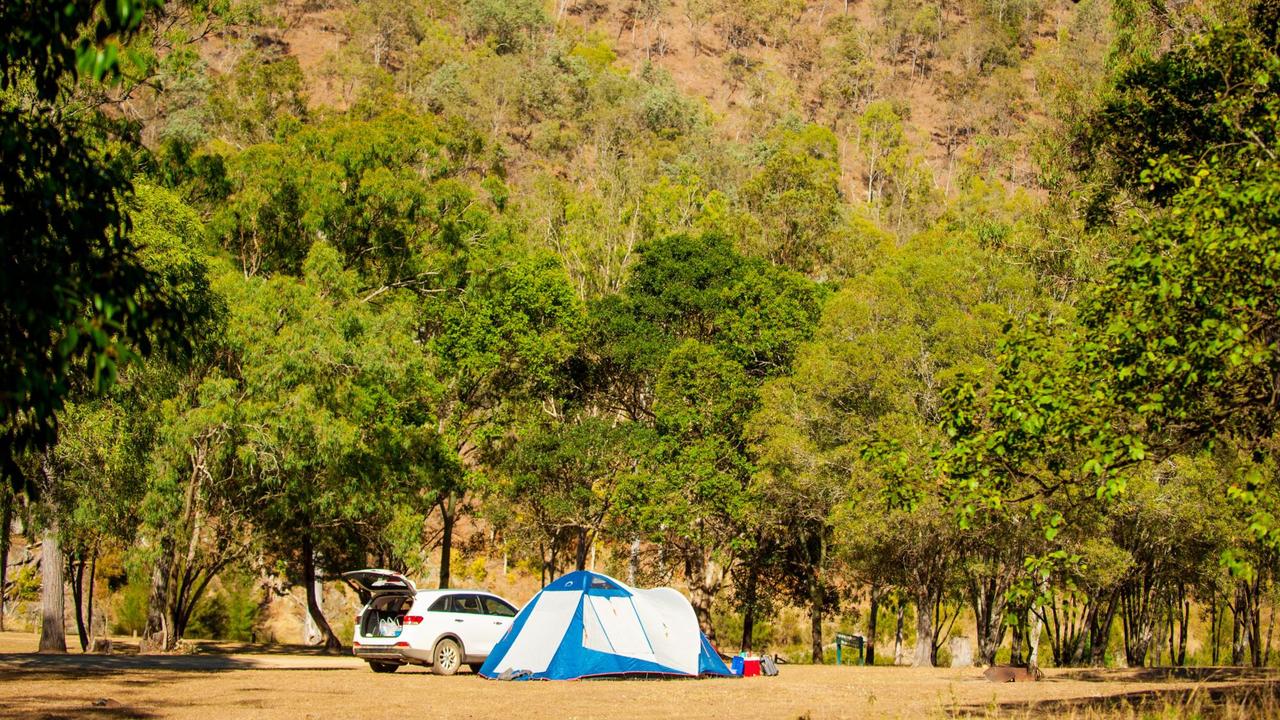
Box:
[186,592,229,640]
[111,580,150,635]
[222,573,260,642]
[462,0,547,55]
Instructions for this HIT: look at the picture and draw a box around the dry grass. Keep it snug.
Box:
[2,632,1279,719]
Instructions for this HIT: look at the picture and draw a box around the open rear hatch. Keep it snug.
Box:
[341,569,416,599]
[343,570,418,642]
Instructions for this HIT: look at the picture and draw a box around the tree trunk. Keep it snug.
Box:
[0,486,12,632]
[574,528,590,571]
[808,530,825,664]
[893,597,905,665]
[912,590,934,667]
[810,587,824,664]
[141,530,176,653]
[866,585,879,665]
[38,520,66,653]
[972,577,1008,666]
[301,532,342,653]
[438,496,455,589]
[1211,592,1220,665]
[1089,592,1118,667]
[1249,577,1263,667]
[70,549,88,652]
[1009,614,1024,666]
[86,551,98,651]
[628,537,640,586]
[1232,581,1248,666]
[1028,605,1045,674]
[1177,595,1189,666]
[1232,601,1245,665]
[686,553,720,643]
[1026,573,1050,673]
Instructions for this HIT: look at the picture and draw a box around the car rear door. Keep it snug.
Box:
[341,570,417,648]
[441,594,495,656]
[340,569,416,600]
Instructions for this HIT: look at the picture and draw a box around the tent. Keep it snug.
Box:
[479,570,732,680]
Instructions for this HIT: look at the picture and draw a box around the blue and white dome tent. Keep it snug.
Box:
[479,570,732,680]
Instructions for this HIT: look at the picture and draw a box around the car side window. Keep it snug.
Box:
[483,597,516,617]
[428,596,451,613]
[453,594,484,614]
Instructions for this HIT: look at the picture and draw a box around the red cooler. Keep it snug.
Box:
[742,658,761,677]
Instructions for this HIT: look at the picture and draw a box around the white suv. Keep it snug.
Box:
[342,569,518,675]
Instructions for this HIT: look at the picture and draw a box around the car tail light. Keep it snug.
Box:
[402,615,423,626]
[395,641,410,647]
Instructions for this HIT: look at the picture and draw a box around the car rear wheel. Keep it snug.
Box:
[369,661,400,674]
[432,638,462,676]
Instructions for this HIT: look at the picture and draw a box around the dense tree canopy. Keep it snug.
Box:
[8,0,1280,674]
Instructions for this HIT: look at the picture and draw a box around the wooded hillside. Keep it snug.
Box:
[3,0,1279,669]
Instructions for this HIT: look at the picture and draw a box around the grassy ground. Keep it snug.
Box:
[1,632,1278,719]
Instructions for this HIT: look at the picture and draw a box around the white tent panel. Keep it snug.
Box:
[491,590,582,673]
[582,595,656,662]
[580,593,610,652]
[632,587,700,675]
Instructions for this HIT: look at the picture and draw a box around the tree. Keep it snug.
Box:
[596,232,822,639]
[428,256,584,588]
[461,0,548,55]
[497,417,653,580]
[226,242,435,651]
[945,10,1280,528]
[1,0,196,494]
[738,123,846,276]
[752,222,1041,665]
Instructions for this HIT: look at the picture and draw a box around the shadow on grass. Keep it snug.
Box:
[952,678,1280,718]
[192,641,353,656]
[0,653,257,681]
[1052,666,1280,683]
[0,694,161,720]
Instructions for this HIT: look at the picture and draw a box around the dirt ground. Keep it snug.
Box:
[2,632,1278,720]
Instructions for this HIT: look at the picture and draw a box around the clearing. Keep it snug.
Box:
[0,632,1276,719]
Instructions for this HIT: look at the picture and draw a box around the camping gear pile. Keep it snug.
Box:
[479,570,732,680]
[729,653,779,677]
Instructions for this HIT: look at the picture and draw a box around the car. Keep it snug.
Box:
[341,569,519,675]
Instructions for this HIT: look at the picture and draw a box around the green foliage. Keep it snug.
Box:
[208,48,308,144]
[496,417,652,566]
[738,122,845,274]
[209,110,490,281]
[947,11,1280,510]
[462,0,548,55]
[185,591,229,639]
[16,0,1275,671]
[1,0,201,492]
[11,564,41,602]
[186,571,259,641]
[111,579,150,634]
[0,0,160,97]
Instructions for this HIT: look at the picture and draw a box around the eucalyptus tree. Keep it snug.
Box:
[753,222,1042,665]
[944,4,1280,564]
[225,242,435,651]
[496,417,654,581]
[596,231,823,639]
[427,255,584,587]
[1,0,199,497]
